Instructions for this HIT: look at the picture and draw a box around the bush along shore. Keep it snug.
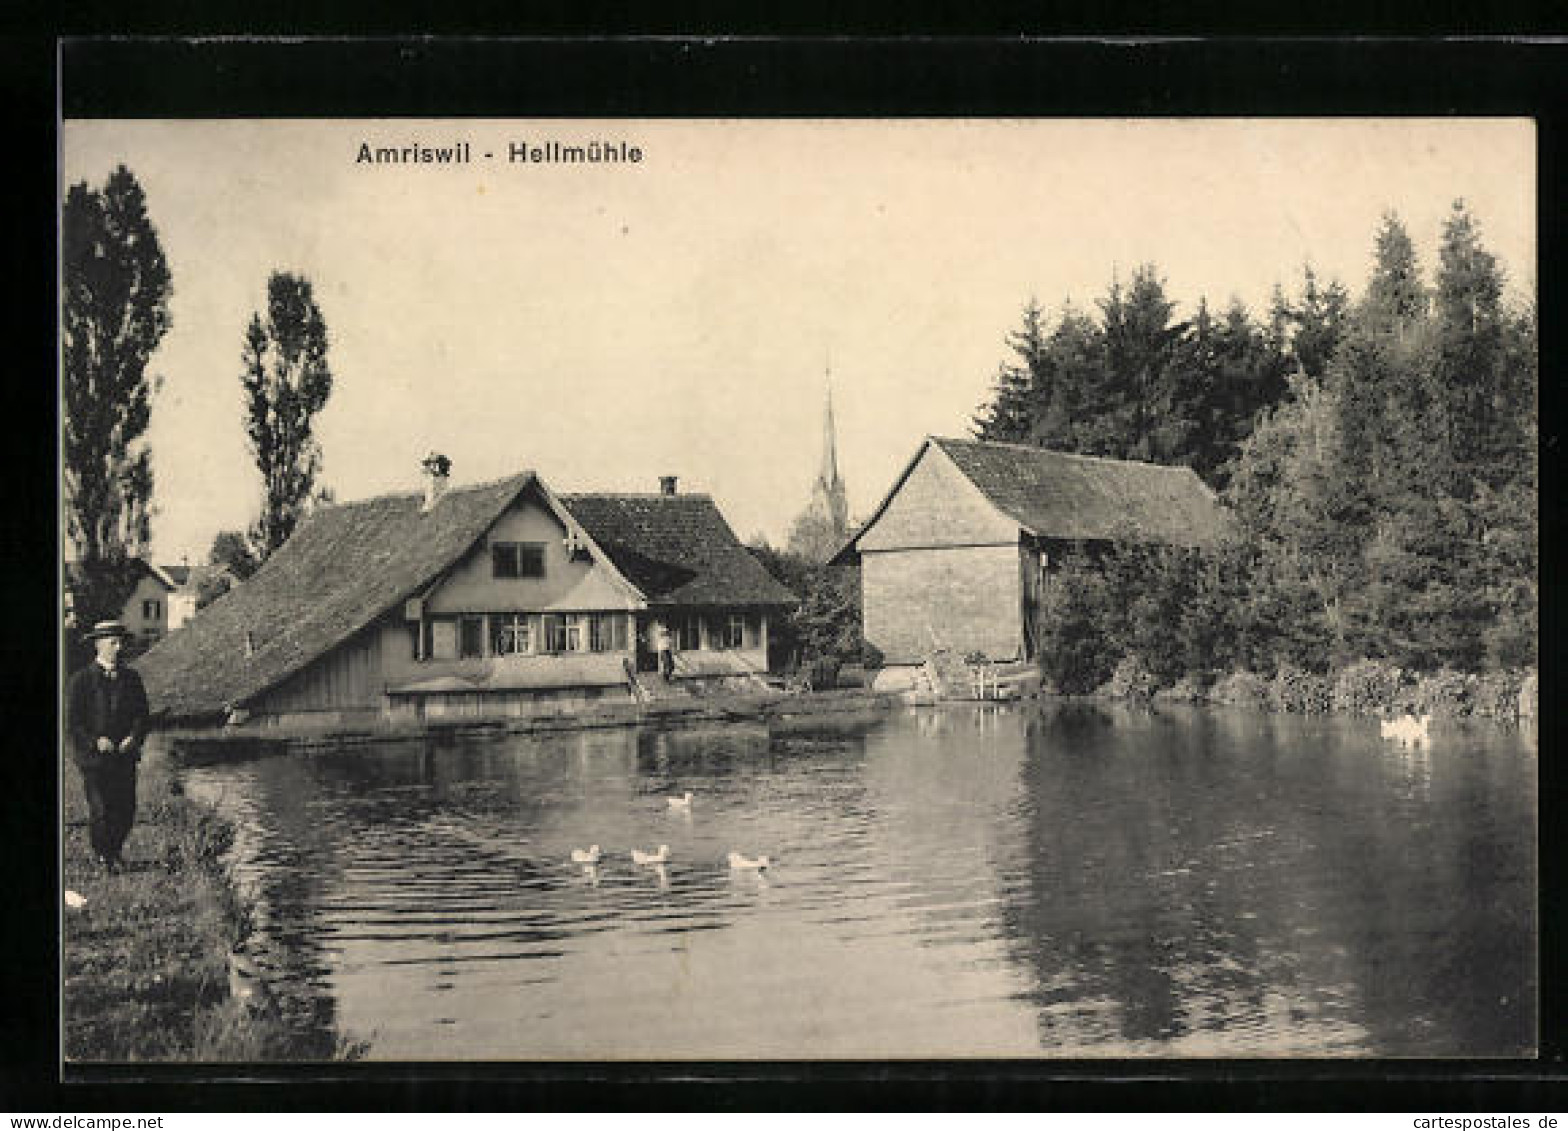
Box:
[1086,655,1537,722]
[62,756,364,1062]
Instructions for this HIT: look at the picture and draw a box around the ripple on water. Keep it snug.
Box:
[176,706,1537,1058]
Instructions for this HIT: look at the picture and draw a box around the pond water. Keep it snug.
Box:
[175,702,1536,1059]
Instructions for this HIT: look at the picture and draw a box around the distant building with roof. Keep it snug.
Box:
[64,558,186,647]
[833,436,1230,672]
[134,457,797,725]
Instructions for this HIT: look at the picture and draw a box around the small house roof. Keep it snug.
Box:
[64,557,178,592]
[838,436,1230,559]
[560,493,798,608]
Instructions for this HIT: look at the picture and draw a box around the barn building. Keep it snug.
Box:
[834,437,1230,681]
[135,457,796,726]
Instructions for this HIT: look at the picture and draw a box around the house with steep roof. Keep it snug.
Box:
[134,457,796,725]
[834,436,1230,674]
[64,558,183,648]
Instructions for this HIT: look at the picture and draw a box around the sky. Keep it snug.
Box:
[61,119,1535,565]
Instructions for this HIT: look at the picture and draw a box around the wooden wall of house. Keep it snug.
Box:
[427,497,603,613]
[857,443,1018,552]
[252,625,384,714]
[862,544,1022,665]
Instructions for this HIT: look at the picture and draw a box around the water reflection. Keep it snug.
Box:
[180,703,1535,1059]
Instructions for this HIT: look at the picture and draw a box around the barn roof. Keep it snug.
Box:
[561,493,798,608]
[134,476,794,719]
[839,436,1230,558]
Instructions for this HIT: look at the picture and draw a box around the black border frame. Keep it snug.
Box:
[7,34,1561,1111]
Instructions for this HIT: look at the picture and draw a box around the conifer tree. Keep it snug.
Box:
[1097,266,1188,461]
[1029,304,1102,452]
[973,299,1048,443]
[1432,200,1507,480]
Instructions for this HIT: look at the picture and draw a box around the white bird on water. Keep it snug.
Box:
[728,851,770,871]
[1380,713,1432,748]
[667,791,694,812]
[632,844,670,866]
[571,845,602,865]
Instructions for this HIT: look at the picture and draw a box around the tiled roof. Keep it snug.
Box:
[134,474,534,719]
[932,437,1229,548]
[64,557,174,590]
[561,493,798,608]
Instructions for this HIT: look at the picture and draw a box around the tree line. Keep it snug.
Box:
[63,166,336,649]
[972,202,1536,693]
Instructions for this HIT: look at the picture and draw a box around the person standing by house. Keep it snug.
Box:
[66,620,150,873]
[653,618,675,680]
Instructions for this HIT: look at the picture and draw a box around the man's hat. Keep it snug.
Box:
[85,619,132,641]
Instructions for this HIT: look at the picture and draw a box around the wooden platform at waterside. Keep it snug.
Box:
[904,651,1040,704]
[163,689,896,764]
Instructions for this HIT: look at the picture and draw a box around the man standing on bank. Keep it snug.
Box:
[66,620,150,874]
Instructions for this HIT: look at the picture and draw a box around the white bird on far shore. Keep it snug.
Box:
[1380,713,1431,748]
[632,844,670,865]
[571,845,602,865]
[64,890,87,912]
[667,792,693,812]
[728,851,770,871]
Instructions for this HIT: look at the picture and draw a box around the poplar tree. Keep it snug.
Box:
[241,271,334,559]
[62,165,173,629]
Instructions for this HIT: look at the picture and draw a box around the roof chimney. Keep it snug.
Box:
[421,452,452,511]
[659,475,678,496]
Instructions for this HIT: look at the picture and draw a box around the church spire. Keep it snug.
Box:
[786,359,852,562]
[820,362,841,492]
[812,362,849,538]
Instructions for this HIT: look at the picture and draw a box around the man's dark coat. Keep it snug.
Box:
[66,662,151,767]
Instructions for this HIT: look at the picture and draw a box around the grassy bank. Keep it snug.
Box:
[62,756,358,1062]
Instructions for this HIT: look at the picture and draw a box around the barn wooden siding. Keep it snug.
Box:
[861,544,1022,665]
[251,625,384,714]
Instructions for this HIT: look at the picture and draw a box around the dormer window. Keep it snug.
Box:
[493,541,546,579]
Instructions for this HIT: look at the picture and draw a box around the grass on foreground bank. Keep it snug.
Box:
[62,757,360,1062]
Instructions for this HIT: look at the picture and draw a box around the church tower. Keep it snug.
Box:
[809,369,850,537]
[786,366,851,562]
